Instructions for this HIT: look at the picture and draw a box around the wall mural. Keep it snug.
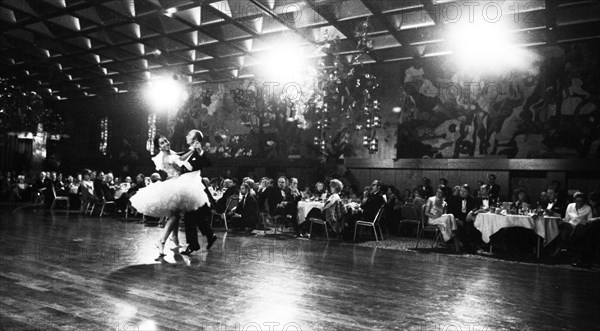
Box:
[164,42,599,160]
[396,43,600,159]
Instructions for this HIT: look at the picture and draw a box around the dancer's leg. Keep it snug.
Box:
[160,215,179,244]
[183,210,200,250]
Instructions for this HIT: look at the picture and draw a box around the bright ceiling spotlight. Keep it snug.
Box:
[447,21,538,75]
[144,75,188,111]
[260,41,308,81]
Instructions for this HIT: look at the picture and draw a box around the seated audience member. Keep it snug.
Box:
[208,177,221,196]
[439,178,449,188]
[478,184,497,210]
[348,185,360,202]
[449,184,481,252]
[360,180,386,222]
[420,177,434,198]
[445,185,461,214]
[272,176,301,237]
[231,182,259,231]
[360,185,371,204]
[245,178,257,197]
[384,185,401,232]
[401,188,413,204]
[552,191,592,257]
[34,171,53,205]
[487,174,501,201]
[572,191,600,268]
[289,178,301,200]
[424,185,462,252]
[257,177,272,213]
[216,178,238,213]
[511,188,530,212]
[94,172,115,201]
[536,191,549,208]
[541,187,566,218]
[10,175,30,202]
[312,181,328,200]
[63,175,81,209]
[80,172,98,210]
[412,188,427,220]
[323,179,346,236]
[116,174,145,213]
[113,176,130,202]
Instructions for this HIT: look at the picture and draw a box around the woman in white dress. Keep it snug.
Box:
[130,135,209,257]
[424,185,462,252]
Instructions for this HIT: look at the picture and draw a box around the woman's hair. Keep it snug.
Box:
[437,184,447,198]
[190,129,203,142]
[153,135,167,152]
[573,191,586,200]
[329,179,343,193]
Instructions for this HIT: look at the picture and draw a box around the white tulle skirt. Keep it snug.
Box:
[130,171,209,217]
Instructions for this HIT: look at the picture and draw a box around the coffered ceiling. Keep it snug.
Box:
[1,0,599,100]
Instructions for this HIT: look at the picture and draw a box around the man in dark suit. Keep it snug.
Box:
[540,186,567,218]
[216,178,238,214]
[231,182,259,231]
[477,184,498,209]
[487,174,501,201]
[449,184,481,252]
[361,180,386,222]
[269,176,302,236]
[179,129,218,255]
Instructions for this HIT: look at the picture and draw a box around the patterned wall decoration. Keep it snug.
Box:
[396,43,600,159]
[162,42,599,161]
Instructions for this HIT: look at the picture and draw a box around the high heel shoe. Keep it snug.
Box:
[156,241,166,257]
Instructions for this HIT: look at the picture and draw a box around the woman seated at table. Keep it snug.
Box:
[312,181,328,200]
[552,191,592,257]
[572,191,600,268]
[424,185,462,252]
[306,179,346,237]
[511,188,530,212]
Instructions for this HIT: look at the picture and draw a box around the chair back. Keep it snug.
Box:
[225,195,239,214]
[400,203,418,221]
[51,184,58,199]
[372,205,385,224]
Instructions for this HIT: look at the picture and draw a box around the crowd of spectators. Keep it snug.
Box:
[2,170,598,267]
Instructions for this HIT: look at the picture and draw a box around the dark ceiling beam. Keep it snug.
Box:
[303,0,382,64]
[357,0,410,49]
[245,0,319,46]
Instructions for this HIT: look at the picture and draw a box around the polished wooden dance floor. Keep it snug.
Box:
[1,206,599,331]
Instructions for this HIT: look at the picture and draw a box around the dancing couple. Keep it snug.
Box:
[131,129,217,258]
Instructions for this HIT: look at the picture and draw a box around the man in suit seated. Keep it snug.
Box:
[540,186,567,218]
[350,180,386,232]
[215,178,238,214]
[477,184,497,210]
[231,183,259,231]
[449,184,482,252]
[269,176,302,236]
[362,180,386,220]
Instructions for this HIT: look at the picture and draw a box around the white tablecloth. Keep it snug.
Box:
[474,213,562,246]
[297,201,324,224]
